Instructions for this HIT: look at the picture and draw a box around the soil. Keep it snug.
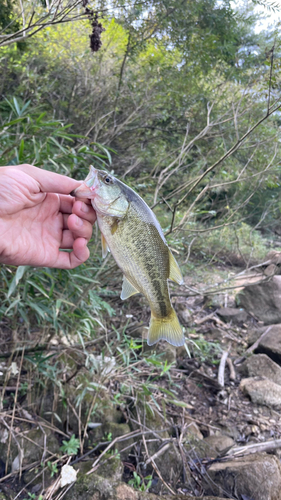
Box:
[1,262,281,499]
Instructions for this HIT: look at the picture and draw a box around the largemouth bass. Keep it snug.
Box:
[71,166,185,347]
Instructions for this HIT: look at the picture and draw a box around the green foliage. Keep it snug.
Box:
[60,434,80,455]
[191,222,270,264]
[128,471,153,492]
[47,461,58,477]
[0,0,21,36]
[191,335,222,365]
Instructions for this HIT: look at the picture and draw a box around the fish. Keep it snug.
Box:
[71,166,185,347]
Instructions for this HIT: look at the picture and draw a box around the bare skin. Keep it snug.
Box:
[0,164,96,268]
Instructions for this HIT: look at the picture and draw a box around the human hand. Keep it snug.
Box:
[0,164,96,268]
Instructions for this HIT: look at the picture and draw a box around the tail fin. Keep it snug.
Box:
[147,309,185,347]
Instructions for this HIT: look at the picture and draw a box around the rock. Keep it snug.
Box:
[64,457,124,500]
[0,493,11,500]
[185,421,203,440]
[205,453,281,500]
[32,382,124,435]
[256,325,281,364]
[241,354,281,385]
[236,276,281,324]
[203,435,235,456]
[144,341,177,364]
[88,422,134,460]
[240,377,281,407]
[184,433,214,461]
[0,426,60,472]
[217,307,248,324]
[130,399,183,487]
[139,495,233,500]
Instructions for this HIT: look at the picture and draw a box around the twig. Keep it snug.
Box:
[194,311,217,325]
[225,438,281,458]
[226,358,236,381]
[267,45,275,116]
[246,326,272,354]
[5,348,25,475]
[218,350,229,388]
[172,99,281,232]
[144,442,171,465]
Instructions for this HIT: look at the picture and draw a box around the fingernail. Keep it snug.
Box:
[81,202,90,213]
[75,215,83,226]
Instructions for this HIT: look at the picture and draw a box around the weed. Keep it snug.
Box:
[60,435,80,456]
[47,460,58,477]
[128,471,153,492]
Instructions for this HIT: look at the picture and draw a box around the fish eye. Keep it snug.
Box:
[103,175,112,184]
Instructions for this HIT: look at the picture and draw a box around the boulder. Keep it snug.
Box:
[88,422,134,460]
[240,354,281,384]
[217,307,248,324]
[203,435,235,456]
[130,399,183,486]
[0,426,60,472]
[256,325,281,364]
[240,377,281,407]
[206,453,281,500]
[236,276,281,324]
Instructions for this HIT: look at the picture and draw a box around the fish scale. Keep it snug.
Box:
[72,166,185,347]
[98,206,171,319]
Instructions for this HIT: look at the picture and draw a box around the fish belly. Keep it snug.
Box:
[97,211,172,319]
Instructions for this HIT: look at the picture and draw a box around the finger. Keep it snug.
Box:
[54,238,90,269]
[67,214,94,241]
[59,195,75,214]
[62,214,70,230]
[72,200,97,224]
[15,164,84,195]
[60,229,75,249]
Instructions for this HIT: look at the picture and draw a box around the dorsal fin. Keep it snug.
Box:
[168,250,183,285]
[121,276,139,300]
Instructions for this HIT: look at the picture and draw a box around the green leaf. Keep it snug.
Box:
[60,434,80,456]
[7,266,28,298]
[18,139,24,162]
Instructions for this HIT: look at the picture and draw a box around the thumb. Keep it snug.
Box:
[15,164,82,195]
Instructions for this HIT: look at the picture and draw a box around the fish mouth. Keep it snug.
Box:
[70,166,99,199]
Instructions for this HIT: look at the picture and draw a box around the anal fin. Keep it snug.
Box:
[168,250,183,285]
[101,233,109,259]
[121,276,139,300]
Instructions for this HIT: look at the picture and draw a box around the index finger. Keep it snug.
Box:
[15,164,83,195]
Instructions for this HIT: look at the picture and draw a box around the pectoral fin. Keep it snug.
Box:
[101,234,109,259]
[121,276,139,300]
[111,218,119,235]
[168,250,184,285]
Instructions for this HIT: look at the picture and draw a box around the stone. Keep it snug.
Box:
[177,307,192,325]
[64,457,124,500]
[140,495,232,500]
[203,435,235,456]
[185,421,203,440]
[236,276,281,324]
[241,354,281,385]
[205,453,281,500]
[0,426,60,473]
[130,399,182,486]
[217,307,248,324]
[256,325,281,364]
[240,377,281,407]
[88,422,134,460]
[115,484,138,500]
[144,341,177,364]
[0,493,11,500]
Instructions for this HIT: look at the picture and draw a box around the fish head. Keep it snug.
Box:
[71,166,129,217]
